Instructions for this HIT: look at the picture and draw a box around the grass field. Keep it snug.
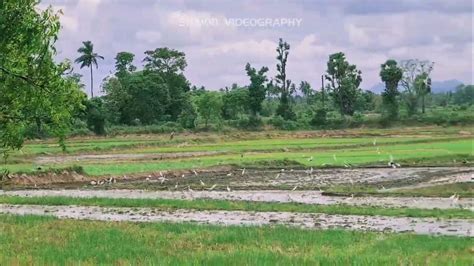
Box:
[1,126,472,264]
[0,214,472,265]
[2,126,473,176]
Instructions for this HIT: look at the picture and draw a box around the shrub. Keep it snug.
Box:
[269,116,298,130]
[311,108,327,126]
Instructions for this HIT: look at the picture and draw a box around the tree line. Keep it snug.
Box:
[1,1,472,155]
[77,38,472,135]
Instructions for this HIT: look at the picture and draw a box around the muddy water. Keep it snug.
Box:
[113,167,473,190]
[2,189,472,210]
[0,204,471,236]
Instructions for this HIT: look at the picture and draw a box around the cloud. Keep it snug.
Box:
[40,0,473,96]
[204,39,276,59]
[135,30,162,43]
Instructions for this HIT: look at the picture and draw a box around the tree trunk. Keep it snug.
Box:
[421,95,425,114]
[90,66,94,98]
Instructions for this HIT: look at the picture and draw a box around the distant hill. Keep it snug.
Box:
[369,79,464,94]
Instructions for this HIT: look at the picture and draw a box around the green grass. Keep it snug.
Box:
[324,182,474,198]
[15,125,472,156]
[3,125,472,177]
[1,195,472,219]
[3,138,472,176]
[0,214,472,265]
[394,183,474,197]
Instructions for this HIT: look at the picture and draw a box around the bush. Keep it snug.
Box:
[178,108,197,129]
[85,98,107,136]
[269,116,298,130]
[311,108,327,126]
[107,123,183,135]
[228,115,263,130]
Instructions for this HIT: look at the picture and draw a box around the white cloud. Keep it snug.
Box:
[77,0,102,14]
[135,30,162,43]
[204,39,276,59]
[38,0,473,95]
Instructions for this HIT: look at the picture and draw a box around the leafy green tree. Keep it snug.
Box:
[178,93,198,129]
[143,47,190,120]
[0,0,84,154]
[275,39,296,120]
[84,97,107,135]
[222,86,250,120]
[74,41,104,98]
[325,52,362,116]
[114,51,136,78]
[414,72,432,114]
[102,76,129,124]
[400,59,434,115]
[355,90,376,112]
[298,81,313,102]
[195,92,223,128]
[245,63,269,116]
[452,85,473,105]
[380,59,403,119]
[143,48,187,73]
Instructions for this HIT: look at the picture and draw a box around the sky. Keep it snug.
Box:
[40,0,473,96]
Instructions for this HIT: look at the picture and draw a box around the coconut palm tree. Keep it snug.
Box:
[74,41,104,98]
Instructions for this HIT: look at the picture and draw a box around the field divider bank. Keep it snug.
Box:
[0,204,471,236]
[1,192,473,219]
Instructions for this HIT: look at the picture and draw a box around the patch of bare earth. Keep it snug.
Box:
[2,167,472,191]
[2,189,472,210]
[34,151,225,164]
[0,204,471,236]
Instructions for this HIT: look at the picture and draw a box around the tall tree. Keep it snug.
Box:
[399,59,434,115]
[143,47,190,120]
[275,38,296,120]
[245,63,269,116]
[114,51,136,78]
[380,59,403,119]
[143,47,187,73]
[414,72,432,114]
[0,0,84,154]
[325,52,362,116]
[75,41,104,98]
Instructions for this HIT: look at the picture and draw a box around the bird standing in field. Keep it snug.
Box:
[169,131,175,140]
[226,186,231,192]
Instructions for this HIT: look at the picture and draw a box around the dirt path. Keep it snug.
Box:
[35,151,225,164]
[2,189,472,210]
[0,204,471,236]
